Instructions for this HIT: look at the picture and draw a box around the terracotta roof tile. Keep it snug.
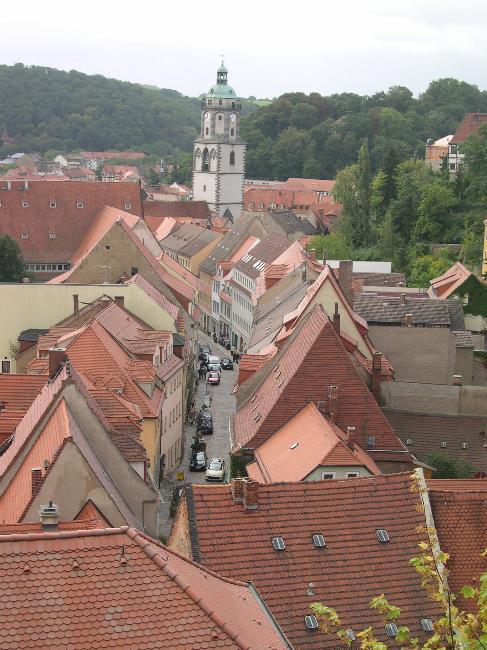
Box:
[127,273,180,320]
[0,375,47,442]
[282,178,336,192]
[450,113,487,144]
[428,261,473,298]
[0,526,288,649]
[186,473,441,648]
[143,200,210,220]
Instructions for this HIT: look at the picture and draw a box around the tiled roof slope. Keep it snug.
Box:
[282,178,336,192]
[234,306,411,464]
[428,261,472,298]
[267,210,316,235]
[353,271,406,287]
[246,402,381,482]
[143,200,210,220]
[0,375,47,442]
[353,293,464,328]
[383,409,487,474]
[0,526,289,649]
[428,482,487,612]
[127,273,180,321]
[450,113,487,144]
[186,473,441,649]
[199,212,259,275]
[0,180,142,262]
[234,235,292,279]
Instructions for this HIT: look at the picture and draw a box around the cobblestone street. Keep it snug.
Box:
[158,331,237,538]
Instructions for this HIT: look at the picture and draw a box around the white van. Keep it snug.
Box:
[207,355,220,366]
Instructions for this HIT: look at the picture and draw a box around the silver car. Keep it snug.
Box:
[205,458,225,482]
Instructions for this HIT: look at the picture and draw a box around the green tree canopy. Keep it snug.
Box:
[0,234,26,282]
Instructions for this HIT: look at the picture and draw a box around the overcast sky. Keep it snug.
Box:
[2,0,487,99]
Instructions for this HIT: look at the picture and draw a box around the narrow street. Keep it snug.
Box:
[158,332,237,538]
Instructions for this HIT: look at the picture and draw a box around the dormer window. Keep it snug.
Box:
[49,201,56,208]
[22,200,29,208]
[271,536,285,550]
[76,201,84,208]
[124,202,132,210]
[259,202,264,209]
[49,232,56,239]
[248,202,254,208]
[21,232,28,239]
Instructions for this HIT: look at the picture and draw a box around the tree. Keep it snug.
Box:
[308,232,351,260]
[408,247,459,287]
[461,123,487,204]
[0,234,26,282]
[426,453,474,479]
[146,168,161,186]
[413,181,458,243]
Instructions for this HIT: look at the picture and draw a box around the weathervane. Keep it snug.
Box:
[219,52,225,65]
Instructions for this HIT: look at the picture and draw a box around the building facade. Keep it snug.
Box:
[192,64,246,220]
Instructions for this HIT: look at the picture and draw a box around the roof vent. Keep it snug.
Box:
[272,536,285,551]
[376,529,390,543]
[406,438,413,446]
[440,441,447,448]
[312,533,326,548]
[420,618,434,632]
[304,615,319,630]
[307,583,315,596]
[39,501,60,530]
[290,443,299,450]
[385,622,398,638]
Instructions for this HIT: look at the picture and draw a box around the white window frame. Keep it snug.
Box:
[76,201,84,208]
[22,200,29,208]
[21,232,28,239]
[321,472,336,480]
[346,472,359,478]
[124,202,132,210]
[49,201,57,208]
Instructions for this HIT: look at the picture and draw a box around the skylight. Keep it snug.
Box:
[312,533,326,548]
[271,536,285,550]
[420,618,434,632]
[385,622,398,638]
[304,615,319,630]
[376,529,390,543]
[346,629,356,641]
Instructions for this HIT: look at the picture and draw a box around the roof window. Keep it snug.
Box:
[290,442,299,450]
[124,202,132,210]
[346,629,356,641]
[420,618,434,632]
[312,533,326,548]
[22,200,29,208]
[461,442,468,449]
[76,201,84,208]
[376,529,390,543]
[406,438,413,445]
[385,622,398,638]
[367,435,375,447]
[440,441,447,448]
[304,615,319,630]
[21,232,28,239]
[271,536,285,550]
[49,232,56,239]
[49,201,56,208]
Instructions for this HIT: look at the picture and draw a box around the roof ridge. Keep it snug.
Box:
[0,525,129,543]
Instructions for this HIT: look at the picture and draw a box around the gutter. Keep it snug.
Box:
[248,581,294,649]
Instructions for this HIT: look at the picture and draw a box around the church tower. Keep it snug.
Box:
[192,63,246,220]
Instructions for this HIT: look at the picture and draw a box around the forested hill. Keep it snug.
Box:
[241,79,487,180]
[0,63,202,158]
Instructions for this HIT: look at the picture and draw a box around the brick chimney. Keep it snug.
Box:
[48,347,66,379]
[73,294,79,317]
[346,426,356,449]
[328,385,338,423]
[400,293,407,305]
[242,478,259,510]
[31,468,43,496]
[404,313,413,327]
[371,351,382,402]
[332,302,340,334]
[114,296,124,308]
[39,501,60,530]
[338,260,353,306]
[231,477,245,503]
[453,374,463,386]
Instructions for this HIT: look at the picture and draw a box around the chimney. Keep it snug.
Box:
[0,401,5,412]
[22,277,30,284]
[242,478,259,510]
[31,468,43,496]
[332,302,340,334]
[338,260,353,306]
[371,351,382,402]
[7,180,11,190]
[231,477,245,503]
[73,294,79,316]
[452,374,463,386]
[48,347,66,379]
[114,296,124,308]
[404,313,413,327]
[308,248,317,261]
[24,180,29,190]
[39,501,60,530]
[328,385,338,423]
[397,281,405,287]
[400,293,407,305]
[346,426,356,449]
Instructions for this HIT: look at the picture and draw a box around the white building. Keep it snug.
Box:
[192,63,246,220]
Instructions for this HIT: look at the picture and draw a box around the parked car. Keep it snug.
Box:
[220,358,233,370]
[189,450,207,471]
[207,371,220,385]
[207,363,221,374]
[206,458,225,482]
[198,345,211,361]
[207,355,220,366]
[197,411,213,435]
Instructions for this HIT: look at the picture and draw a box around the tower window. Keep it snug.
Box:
[218,115,222,120]
[202,148,210,171]
[205,128,209,135]
[231,128,234,136]
[219,100,222,105]
[232,102,235,108]
[230,151,235,166]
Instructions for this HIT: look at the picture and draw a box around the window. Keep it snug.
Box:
[259,202,264,209]
[271,536,285,550]
[22,200,29,208]
[304,616,319,630]
[366,435,375,447]
[346,629,356,641]
[202,147,210,171]
[346,472,359,478]
[420,618,434,633]
[218,114,222,121]
[131,267,138,275]
[376,529,390,543]
[21,232,28,239]
[230,128,234,136]
[440,441,447,448]
[105,245,110,251]
[49,232,56,239]
[230,151,235,166]
[203,185,206,191]
[321,472,335,480]
[461,442,468,449]
[406,438,413,445]
[205,127,209,135]
[124,202,132,210]
[1,360,11,374]
[385,623,398,638]
[312,533,326,548]
[49,201,56,208]
[76,201,84,208]
[219,99,222,105]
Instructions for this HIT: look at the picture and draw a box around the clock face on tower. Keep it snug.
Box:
[204,112,211,122]
[230,113,237,122]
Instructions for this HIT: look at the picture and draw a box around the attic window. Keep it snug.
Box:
[406,438,413,445]
[376,529,390,543]
[124,202,132,210]
[304,615,319,630]
[272,536,285,551]
[440,441,447,448]
[248,202,254,208]
[21,232,28,239]
[22,200,29,208]
[420,618,434,632]
[49,232,56,239]
[49,201,56,208]
[367,435,375,447]
[461,442,468,449]
[76,201,84,208]
[385,622,398,638]
[259,202,264,209]
[312,533,326,548]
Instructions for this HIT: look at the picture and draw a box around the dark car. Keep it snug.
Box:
[220,358,233,370]
[198,345,211,361]
[197,411,213,435]
[189,450,207,471]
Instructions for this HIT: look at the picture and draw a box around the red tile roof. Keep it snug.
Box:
[244,188,317,211]
[0,180,142,263]
[144,215,177,240]
[127,273,180,321]
[282,178,336,193]
[450,113,487,144]
[428,261,473,298]
[184,472,441,648]
[234,306,411,467]
[0,375,47,442]
[143,200,210,220]
[428,481,487,612]
[0,526,288,649]
[80,151,146,160]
